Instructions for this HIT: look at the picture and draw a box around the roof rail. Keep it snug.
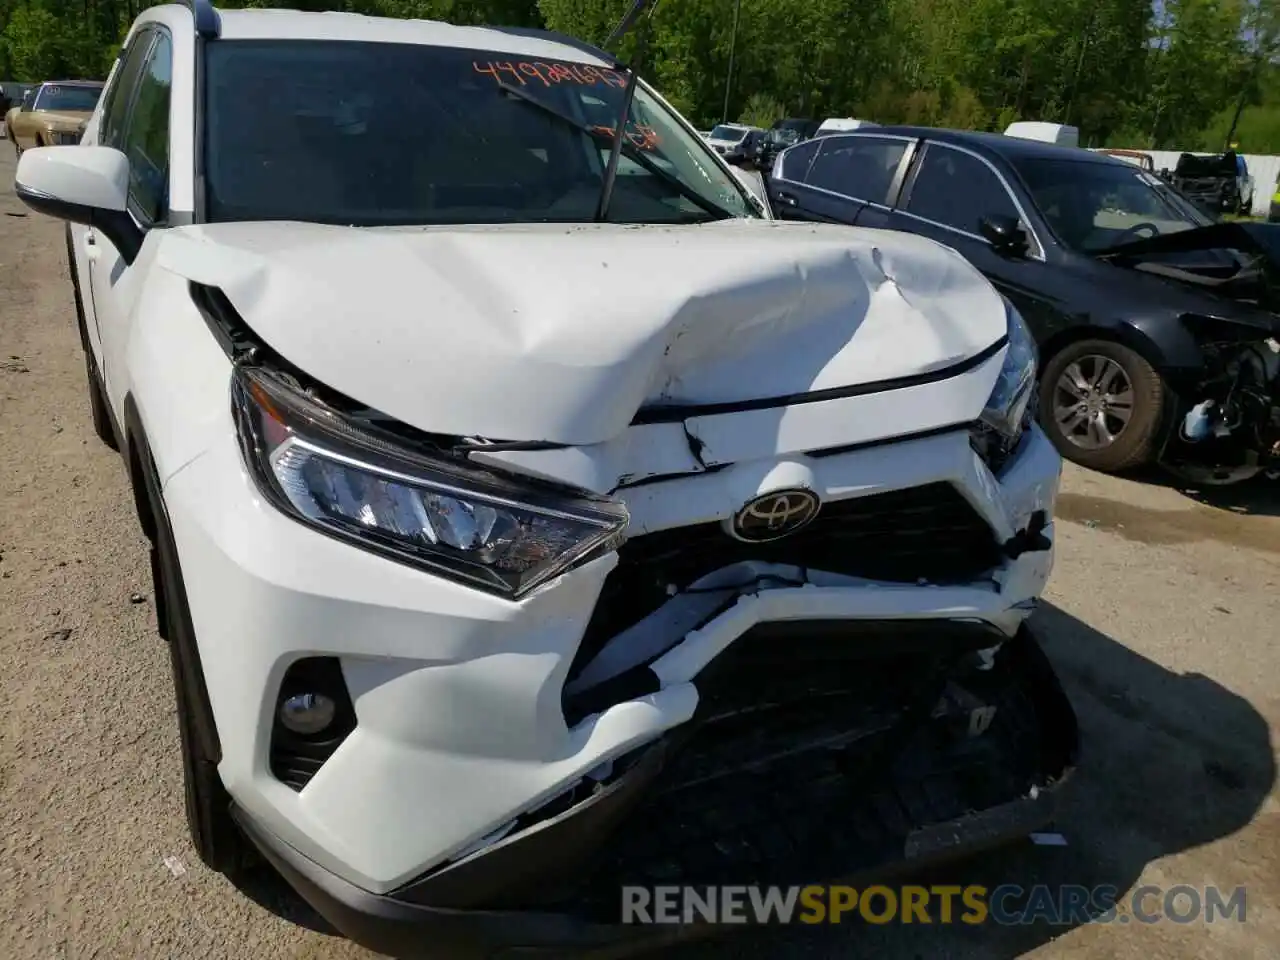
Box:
[180,0,221,39]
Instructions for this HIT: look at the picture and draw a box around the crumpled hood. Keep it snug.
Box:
[157,219,1008,445]
[1097,220,1280,332]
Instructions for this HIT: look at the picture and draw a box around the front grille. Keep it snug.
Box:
[571,482,1002,676]
[50,131,81,145]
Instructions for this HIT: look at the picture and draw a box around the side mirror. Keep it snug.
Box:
[15,146,142,264]
[979,215,1029,256]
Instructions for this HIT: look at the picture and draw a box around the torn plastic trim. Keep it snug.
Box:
[560,556,1044,727]
[385,621,1077,918]
[1001,509,1051,559]
[606,421,975,495]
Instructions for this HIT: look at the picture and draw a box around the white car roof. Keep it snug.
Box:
[214,8,612,65]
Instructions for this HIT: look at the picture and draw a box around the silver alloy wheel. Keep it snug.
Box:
[1052,355,1135,450]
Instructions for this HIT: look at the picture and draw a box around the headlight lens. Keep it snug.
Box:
[971,300,1039,472]
[981,301,1038,438]
[232,367,629,599]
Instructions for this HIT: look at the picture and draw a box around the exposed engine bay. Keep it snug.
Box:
[1167,334,1280,483]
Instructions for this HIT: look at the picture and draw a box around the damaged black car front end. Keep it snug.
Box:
[1096,221,1280,483]
[1161,151,1247,214]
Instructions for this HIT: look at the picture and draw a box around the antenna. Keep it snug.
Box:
[604,0,660,52]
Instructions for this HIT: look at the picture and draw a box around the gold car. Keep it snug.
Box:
[4,81,104,155]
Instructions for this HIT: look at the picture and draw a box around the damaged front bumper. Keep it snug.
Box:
[163,379,1071,958]
[235,621,1077,960]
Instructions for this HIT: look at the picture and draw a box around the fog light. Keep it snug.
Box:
[279,693,336,735]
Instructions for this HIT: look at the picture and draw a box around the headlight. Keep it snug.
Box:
[231,367,629,599]
[971,300,1038,471]
[981,300,1038,437]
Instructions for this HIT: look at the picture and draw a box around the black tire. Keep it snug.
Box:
[1039,338,1165,473]
[138,447,252,876]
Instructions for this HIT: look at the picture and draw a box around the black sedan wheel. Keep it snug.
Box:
[1040,339,1164,473]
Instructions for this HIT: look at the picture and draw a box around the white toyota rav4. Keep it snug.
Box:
[16,1,1078,956]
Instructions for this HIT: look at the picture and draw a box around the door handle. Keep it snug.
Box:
[83,229,100,262]
[775,191,798,207]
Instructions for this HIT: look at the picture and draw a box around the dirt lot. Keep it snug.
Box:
[1,148,1279,960]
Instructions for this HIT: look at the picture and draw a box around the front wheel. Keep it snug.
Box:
[1039,339,1165,473]
[138,447,253,876]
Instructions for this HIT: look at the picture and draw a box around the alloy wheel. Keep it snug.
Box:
[1051,355,1135,450]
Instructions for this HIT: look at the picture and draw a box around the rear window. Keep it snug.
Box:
[33,84,102,112]
[202,40,756,226]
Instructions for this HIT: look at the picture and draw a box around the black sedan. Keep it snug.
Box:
[756,126,804,171]
[722,128,768,166]
[768,126,1280,485]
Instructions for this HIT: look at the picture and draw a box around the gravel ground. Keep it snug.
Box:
[1,147,1279,960]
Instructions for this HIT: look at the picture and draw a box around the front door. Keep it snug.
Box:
[84,28,173,405]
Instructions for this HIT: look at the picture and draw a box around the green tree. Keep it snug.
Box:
[5,0,1280,153]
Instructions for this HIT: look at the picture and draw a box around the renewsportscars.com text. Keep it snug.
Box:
[621,884,1247,926]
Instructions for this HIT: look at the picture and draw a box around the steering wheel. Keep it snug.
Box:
[1111,222,1160,246]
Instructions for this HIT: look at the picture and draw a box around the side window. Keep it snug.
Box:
[805,136,907,203]
[121,32,173,223]
[904,144,1020,236]
[776,139,820,182]
[20,88,36,110]
[99,32,153,150]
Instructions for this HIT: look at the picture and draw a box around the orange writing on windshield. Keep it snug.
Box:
[591,123,661,151]
[473,60,627,89]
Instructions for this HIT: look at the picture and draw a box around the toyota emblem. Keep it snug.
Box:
[730,488,821,542]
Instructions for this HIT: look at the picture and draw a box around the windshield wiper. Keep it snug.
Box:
[596,70,641,221]
[494,80,734,222]
[595,0,657,222]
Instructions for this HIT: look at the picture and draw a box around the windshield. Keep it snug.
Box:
[708,124,747,141]
[202,40,756,226]
[34,84,101,112]
[1015,158,1211,253]
[766,128,799,146]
